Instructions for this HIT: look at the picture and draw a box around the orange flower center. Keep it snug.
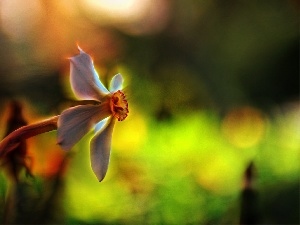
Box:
[109,90,129,121]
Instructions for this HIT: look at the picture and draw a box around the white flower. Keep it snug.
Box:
[57,47,129,181]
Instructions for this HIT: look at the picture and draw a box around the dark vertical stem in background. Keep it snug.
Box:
[0,101,68,224]
[239,162,261,225]
[2,101,28,224]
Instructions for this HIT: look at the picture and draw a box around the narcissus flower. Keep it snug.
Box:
[57,47,128,181]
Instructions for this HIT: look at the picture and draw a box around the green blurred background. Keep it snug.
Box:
[0,0,299,224]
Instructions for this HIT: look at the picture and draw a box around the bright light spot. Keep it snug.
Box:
[92,0,141,16]
[221,106,266,148]
[81,0,146,22]
[80,0,170,34]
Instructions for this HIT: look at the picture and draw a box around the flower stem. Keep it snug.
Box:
[0,100,101,158]
[0,116,59,158]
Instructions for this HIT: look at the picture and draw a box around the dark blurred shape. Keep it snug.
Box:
[241,40,299,109]
[240,162,260,225]
[0,32,19,100]
[1,101,31,182]
[155,104,173,121]
[1,100,31,224]
[262,181,299,224]
[14,70,65,115]
[34,154,68,224]
[2,159,67,225]
[0,64,65,115]
[0,101,67,224]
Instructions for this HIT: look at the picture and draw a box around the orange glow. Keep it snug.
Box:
[29,136,67,178]
[221,106,267,148]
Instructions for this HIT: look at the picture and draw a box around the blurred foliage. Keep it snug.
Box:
[0,0,299,224]
[60,107,299,224]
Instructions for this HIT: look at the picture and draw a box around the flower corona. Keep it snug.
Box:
[110,90,129,121]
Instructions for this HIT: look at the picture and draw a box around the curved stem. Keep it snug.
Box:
[0,116,59,158]
[0,100,101,158]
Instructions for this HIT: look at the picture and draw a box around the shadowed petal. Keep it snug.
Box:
[90,118,116,181]
[109,73,123,93]
[57,105,110,150]
[70,48,109,100]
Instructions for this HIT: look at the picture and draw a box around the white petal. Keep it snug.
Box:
[94,117,109,134]
[90,117,116,181]
[109,73,123,93]
[70,48,109,100]
[57,105,110,150]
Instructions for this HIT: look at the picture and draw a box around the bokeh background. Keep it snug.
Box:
[0,0,299,224]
